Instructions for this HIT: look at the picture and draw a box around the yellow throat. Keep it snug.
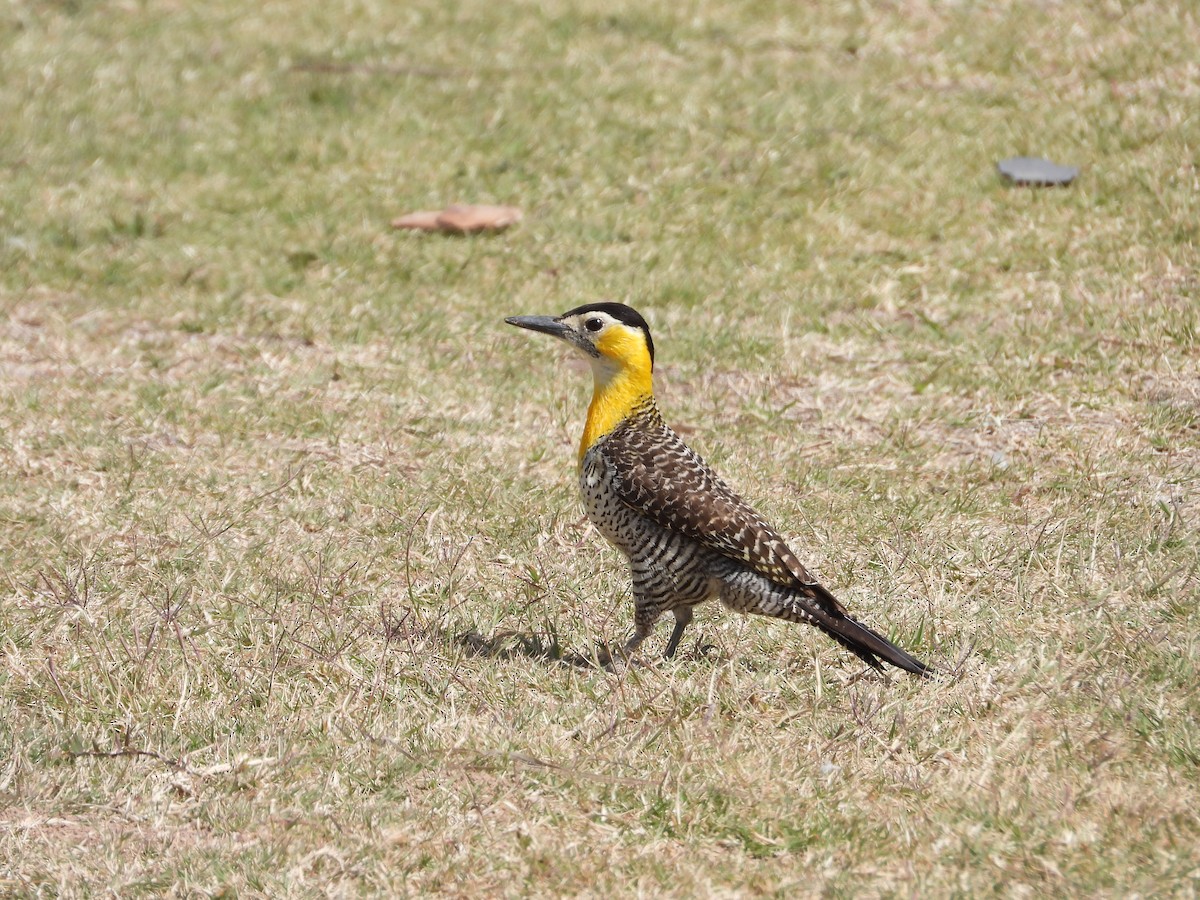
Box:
[578,327,654,462]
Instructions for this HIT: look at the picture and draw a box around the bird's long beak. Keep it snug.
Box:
[505,315,571,339]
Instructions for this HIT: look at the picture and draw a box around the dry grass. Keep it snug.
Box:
[2,0,1199,895]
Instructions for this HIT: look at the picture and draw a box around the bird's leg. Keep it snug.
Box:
[622,598,661,658]
[663,606,693,658]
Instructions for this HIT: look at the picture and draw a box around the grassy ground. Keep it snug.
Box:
[2,0,1198,895]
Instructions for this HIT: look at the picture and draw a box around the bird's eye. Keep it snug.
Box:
[584,318,604,333]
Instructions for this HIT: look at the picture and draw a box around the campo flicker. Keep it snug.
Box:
[506,302,931,676]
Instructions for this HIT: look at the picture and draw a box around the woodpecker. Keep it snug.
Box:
[506,302,931,676]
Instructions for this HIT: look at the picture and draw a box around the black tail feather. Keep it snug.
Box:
[825,615,933,678]
[802,583,933,677]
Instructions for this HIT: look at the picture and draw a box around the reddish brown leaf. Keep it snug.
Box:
[436,204,522,234]
[391,204,523,234]
[391,210,444,231]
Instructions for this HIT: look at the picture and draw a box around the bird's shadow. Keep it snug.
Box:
[457,628,620,670]
[456,628,730,672]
